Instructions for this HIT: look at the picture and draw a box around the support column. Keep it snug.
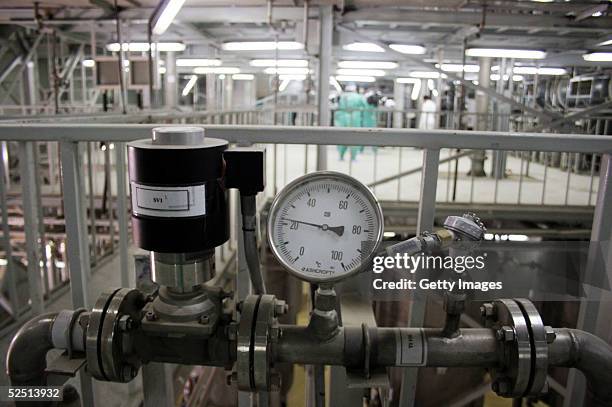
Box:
[316,5,332,170]
[492,58,510,179]
[469,57,491,177]
[164,51,177,109]
[565,154,612,406]
[206,73,216,112]
[223,75,233,111]
[393,82,405,128]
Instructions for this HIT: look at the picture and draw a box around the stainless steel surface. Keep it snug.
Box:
[151,126,205,146]
[151,252,213,292]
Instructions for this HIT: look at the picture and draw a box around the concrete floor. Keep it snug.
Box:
[268,145,599,207]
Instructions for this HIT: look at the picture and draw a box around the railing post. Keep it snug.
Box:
[564,153,612,406]
[115,142,131,287]
[399,147,440,407]
[18,141,44,314]
[0,142,19,317]
[59,140,95,407]
[316,5,332,171]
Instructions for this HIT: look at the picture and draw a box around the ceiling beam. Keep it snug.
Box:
[343,8,612,32]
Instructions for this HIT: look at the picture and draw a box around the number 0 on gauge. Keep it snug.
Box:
[268,171,384,283]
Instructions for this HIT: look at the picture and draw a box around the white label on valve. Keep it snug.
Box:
[396,329,427,366]
[131,182,206,218]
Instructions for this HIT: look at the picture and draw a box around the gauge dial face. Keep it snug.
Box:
[268,172,383,283]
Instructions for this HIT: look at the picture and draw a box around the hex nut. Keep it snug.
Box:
[545,326,556,344]
[482,303,496,318]
[270,373,281,391]
[226,324,237,341]
[199,315,210,324]
[497,379,510,396]
[274,300,289,316]
[497,326,515,342]
[145,310,157,321]
[122,365,136,380]
[118,315,133,332]
[226,371,238,386]
[492,378,511,396]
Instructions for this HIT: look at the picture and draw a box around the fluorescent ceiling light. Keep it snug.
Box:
[343,42,385,53]
[222,41,304,51]
[336,68,385,77]
[439,63,479,73]
[531,0,553,2]
[335,75,376,82]
[82,59,95,68]
[250,59,308,67]
[338,60,398,69]
[512,66,567,75]
[232,74,255,80]
[181,75,197,97]
[583,52,612,61]
[279,74,306,81]
[193,67,240,74]
[592,11,603,17]
[177,59,221,67]
[106,42,186,52]
[152,0,186,35]
[490,74,523,81]
[264,67,309,75]
[596,39,612,46]
[395,77,421,100]
[409,71,446,79]
[389,44,426,55]
[466,48,546,59]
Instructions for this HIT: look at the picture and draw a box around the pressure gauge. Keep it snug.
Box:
[268,172,384,283]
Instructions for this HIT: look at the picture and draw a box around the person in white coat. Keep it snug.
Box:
[418,95,437,130]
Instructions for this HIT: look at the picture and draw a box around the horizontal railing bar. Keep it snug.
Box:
[0,124,610,153]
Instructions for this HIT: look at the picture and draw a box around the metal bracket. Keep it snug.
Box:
[45,351,86,377]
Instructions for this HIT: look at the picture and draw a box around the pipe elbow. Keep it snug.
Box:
[566,329,612,406]
[6,312,58,386]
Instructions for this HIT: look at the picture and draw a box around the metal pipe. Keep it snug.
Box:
[277,326,500,368]
[549,328,612,406]
[6,312,58,386]
[240,194,266,294]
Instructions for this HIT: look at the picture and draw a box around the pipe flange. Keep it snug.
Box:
[253,295,277,390]
[236,294,279,391]
[86,288,146,382]
[237,295,259,391]
[488,299,532,398]
[515,298,548,396]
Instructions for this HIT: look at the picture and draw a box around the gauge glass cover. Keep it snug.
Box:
[268,172,383,283]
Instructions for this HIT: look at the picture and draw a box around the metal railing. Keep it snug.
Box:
[0,123,610,407]
[0,107,608,330]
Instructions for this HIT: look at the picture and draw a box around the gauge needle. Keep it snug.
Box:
[282,218,345,237]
